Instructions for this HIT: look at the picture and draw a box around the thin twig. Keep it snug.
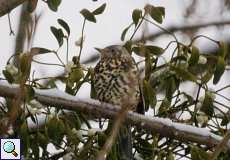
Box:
[78,19,86,63]
[53,52,65,66]
[32,59,64,67]
[66,37,69,64]
[7,13,14,35]
[143,17,178,42]
[216,84,230,93]
[129,16,144,40]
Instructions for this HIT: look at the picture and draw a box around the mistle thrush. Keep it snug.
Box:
[94,45,140,159]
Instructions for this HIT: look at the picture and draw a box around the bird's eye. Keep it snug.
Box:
[111,49,115,53]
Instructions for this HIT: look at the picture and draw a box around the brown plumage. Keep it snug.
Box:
[94,45,140,159]
[94,45,140,108]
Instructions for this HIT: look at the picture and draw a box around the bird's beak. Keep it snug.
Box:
[95,47,107,58]
[94,47,103,53]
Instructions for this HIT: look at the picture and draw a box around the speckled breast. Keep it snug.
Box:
[94,57,140,108]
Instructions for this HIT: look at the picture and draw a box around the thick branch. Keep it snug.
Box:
[0,0,27,17]
[0,81,230,150]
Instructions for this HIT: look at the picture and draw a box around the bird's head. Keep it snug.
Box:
[95,45,131,59]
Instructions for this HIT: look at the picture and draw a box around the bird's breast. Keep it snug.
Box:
[94,58,140,107]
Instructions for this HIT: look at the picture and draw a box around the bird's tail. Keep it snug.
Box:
[96,107,133,160]
[116,124,133,160]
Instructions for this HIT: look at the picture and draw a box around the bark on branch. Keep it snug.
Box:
[0,81,229,150]
[0,0,27,17]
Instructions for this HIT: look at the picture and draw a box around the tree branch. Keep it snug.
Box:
[0,81,230,150]
[133,20,230,43]
[82,20,230,64]
[0,0,27,17]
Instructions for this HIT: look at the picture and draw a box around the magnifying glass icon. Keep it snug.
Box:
[3,141,18,157]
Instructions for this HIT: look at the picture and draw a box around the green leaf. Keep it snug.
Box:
[30,139,39,159]
[50,26,64,46]
[121,24,132,41]
[145,5,165,24]
[132,46,144,57]
[137,138,154,156]
[158,7,165,16]
[80,9,96,23]
[132,9,142,26]
[159,98,170,115]
[47,117,65,144]
[191,146,210,160]
[20,122,29,156]
[221,111,230,126]
[98,132,106,147]
[146,45,164,56]
[69,67,84,83]
[143,80,157,108]
[151,7,164,23]
[90,83,96,99]
[66,126,80,144]
[165,76,177,100]
[58,19,70,36]
[219,41,228,58]
[221,115,230,126]
[31,47,52,54]
[37,132,48,150]
[144,52,152,80]
[3,70,14,83]
[171,66,197,82]
[47,117,58,139]
[171,55,187,62]
[47,0,62,12]
[25,85,35,101]
[167,152,175,160]
[213,57,225,84]
[132,45,163,57]
[189,46,199,65]
[201,67,213,84]
[200,91,214,117]
[74,114,82,130]
[92,3,106,15]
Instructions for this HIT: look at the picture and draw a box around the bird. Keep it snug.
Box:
[93,45,141,160]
